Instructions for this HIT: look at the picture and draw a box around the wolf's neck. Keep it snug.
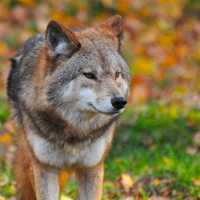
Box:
[22,104,117,147]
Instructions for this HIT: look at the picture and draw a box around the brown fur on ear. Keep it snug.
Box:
[101,15,123,51]
[45,20,81,56]
[104,15,123,37]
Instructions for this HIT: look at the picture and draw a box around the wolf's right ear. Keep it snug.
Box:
[45,20,81,57]
[101,15,123,52]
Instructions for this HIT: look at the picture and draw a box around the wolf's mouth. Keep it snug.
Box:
[89,103,120,115]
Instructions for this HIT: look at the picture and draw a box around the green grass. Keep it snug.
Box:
[0,98,10,129]
[105,102,200,198]
[0,162,15,198]
[1,102,200,199]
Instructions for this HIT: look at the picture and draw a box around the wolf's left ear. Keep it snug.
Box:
[45,20,81,57]
[102,15,123,51]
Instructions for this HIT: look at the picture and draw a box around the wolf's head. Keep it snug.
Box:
[33,15,130,131]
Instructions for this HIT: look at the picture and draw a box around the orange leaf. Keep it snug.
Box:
[59,170,73,191]
[0,133,12,144]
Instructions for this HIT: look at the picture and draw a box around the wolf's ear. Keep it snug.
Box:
[102,15,123,51]
[45,20,81,57]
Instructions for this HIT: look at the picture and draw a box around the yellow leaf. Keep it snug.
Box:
[168,104,179,119]
[132,57,156,75]
[152,179,161,186]
[51,11,69,24]
[60,194,73,200]
[18,0,35,6]
[116,0,132,13]
[159,0,177,4]
[158,34,175,47]
[193,178,200,186]
[120,173,134,192]
[50,11,80,27]
[102,0,113,7]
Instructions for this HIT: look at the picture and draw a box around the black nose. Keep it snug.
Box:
[111,97,127,110]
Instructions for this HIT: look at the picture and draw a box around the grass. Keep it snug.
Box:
[104,102,200,199]
[0,97,10,129]
[0,162,14,198]
[1,102,200,199]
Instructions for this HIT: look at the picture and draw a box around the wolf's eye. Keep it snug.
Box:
[83,72,97,80]
[115,71,121,80]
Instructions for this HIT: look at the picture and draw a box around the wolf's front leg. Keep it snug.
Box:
[76,163,104,200]
[32,161,60,200]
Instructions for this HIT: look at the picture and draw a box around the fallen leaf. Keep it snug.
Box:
[4,120,15,133]
[120,173,134,192]
[60,194,73,200]
[193,132,200,146]
[151,196,170,200]
[186,146,198,155]
[59,170,73,191]
[0,133,12,144]
[152,178,161,186]
[192,178,200,186]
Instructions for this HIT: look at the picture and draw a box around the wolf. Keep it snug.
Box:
[7,15,130,200]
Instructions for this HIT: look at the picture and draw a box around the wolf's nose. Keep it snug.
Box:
[111,97,127,110]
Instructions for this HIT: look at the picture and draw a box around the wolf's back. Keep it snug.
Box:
[7,33,44,120]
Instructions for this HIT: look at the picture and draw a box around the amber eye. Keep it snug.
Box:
[115,71,121,80]
[83,72,97,80]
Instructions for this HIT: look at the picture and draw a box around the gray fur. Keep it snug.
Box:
[8,16,130,200]
[7,20,130,168]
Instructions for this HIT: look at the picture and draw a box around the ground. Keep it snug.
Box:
[1,102,200,200]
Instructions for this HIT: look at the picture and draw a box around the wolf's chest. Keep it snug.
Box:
[27,127,114,168]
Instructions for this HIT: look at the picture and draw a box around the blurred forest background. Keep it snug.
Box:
[1,0,200,199]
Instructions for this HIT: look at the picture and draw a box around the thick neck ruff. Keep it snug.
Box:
[21,102,118,147]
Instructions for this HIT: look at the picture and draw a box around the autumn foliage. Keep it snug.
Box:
[1,0,200,199]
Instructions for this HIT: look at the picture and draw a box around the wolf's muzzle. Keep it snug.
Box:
[111,97,127,110]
